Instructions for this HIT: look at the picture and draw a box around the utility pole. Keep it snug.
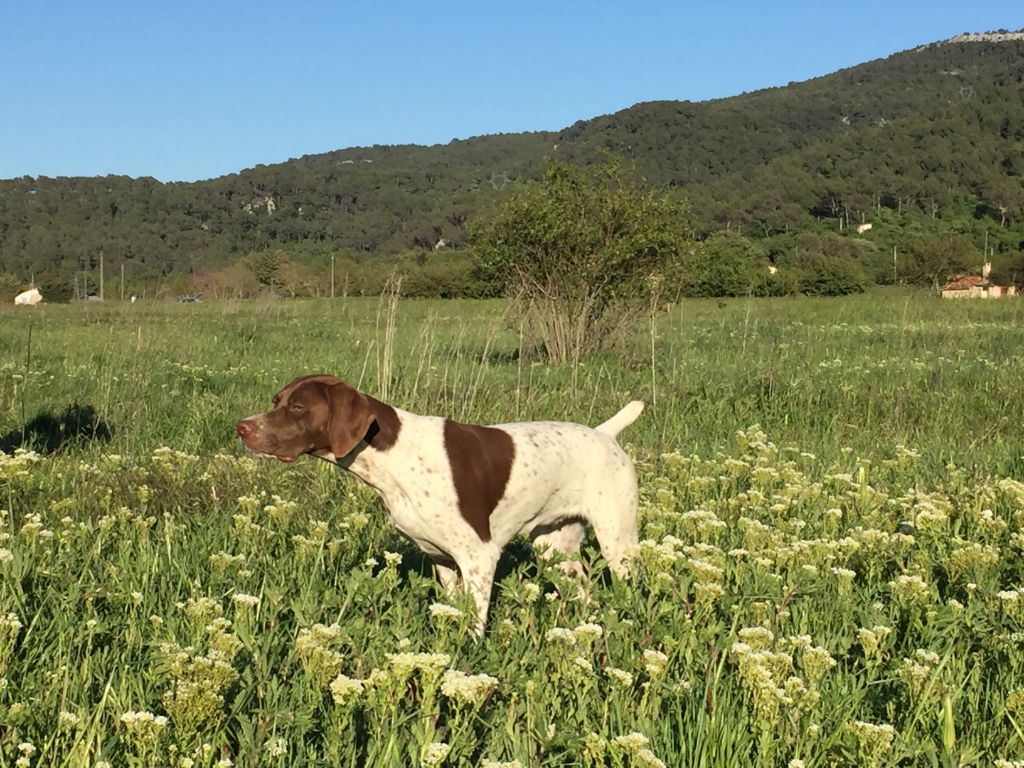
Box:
[893,246,897,284]
[331,253,335,298]
[99,252,105,301]
[121,263,125,302]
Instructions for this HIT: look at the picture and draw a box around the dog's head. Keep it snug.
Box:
[236,375,381,462]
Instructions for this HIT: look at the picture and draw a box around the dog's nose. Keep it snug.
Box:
[236,419,254,438]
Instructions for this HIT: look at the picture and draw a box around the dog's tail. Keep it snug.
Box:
[595,400,645,438]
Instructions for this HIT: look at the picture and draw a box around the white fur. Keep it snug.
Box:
[318,401,643,634]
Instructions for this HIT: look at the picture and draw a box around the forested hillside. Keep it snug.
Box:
[2,35,1023,298]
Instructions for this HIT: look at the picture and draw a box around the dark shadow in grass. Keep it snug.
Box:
[0,403,112,454]
[396,536,616,616]
[395,538,540,589]
[433,341,548,366]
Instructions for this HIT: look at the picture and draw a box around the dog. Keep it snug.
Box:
[236,375,643,633]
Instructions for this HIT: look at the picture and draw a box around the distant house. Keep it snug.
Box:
[941,263,1017,299]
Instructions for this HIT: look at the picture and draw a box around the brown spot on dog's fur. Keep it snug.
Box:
[443,419,514,542]
[364,396,400,451]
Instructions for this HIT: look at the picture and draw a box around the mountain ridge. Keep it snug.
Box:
[2,33,1023,294]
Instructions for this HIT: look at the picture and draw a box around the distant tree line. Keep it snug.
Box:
[1,39,1023,300]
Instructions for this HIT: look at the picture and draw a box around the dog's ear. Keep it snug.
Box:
[325,381,376,458]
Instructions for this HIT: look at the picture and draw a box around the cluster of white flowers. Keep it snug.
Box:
[264,737,287,757]
[899,648,942,699]
[14,742,36,768]
[729,632,829,727]
[440,669,498,707]
[888,573,933,606]
[945,540,1000,583]
[606,667,634,687]
[1,611,23,636]
[231,592,260,609]
[681,508,728,537]
[643,649,669,676]
[386,651,451,680]
[571,656,593,674]
[799,644,837,686]
[831,566,856,592]
[329,673,364,706]
[610,732,666,768]
[151,446,199,471]
[521,582,541,603]
[120,710,169,741]
[262,494,297,525]
[295,623,344,686]
[0,448,40,482]
[848,720,897,763]
[428,602,462,621]
[419,741,450,767]
[856,625,892,660]
[573,622,603,642]
[545,627,577,646]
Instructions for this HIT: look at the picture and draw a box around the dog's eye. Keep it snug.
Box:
[288,402,305,413]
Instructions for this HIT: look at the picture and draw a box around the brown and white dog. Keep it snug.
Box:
[236,374,643,633]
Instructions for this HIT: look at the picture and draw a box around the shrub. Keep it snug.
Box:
[472,158,692,363]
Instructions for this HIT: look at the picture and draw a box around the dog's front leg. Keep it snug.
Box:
[455,552,500,636]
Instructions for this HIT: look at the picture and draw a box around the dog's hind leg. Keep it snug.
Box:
[531,520,586,577]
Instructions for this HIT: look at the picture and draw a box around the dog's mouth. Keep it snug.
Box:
[239,441,300,464]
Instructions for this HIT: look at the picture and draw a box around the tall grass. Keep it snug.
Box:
[0,290,1023,766]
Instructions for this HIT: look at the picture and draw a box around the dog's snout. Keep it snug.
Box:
[236,419,254,438]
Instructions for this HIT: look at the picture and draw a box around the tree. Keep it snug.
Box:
[902,234,978,287]
[674,231,770,297]
[472,159,692,364]
[192,263,260,298]
[800,256,869,296]
[245,249,288,287]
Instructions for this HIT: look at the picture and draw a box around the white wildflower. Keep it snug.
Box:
[420,741,450,767]
[264,737,287,757]
[329,674,364,706]
[606,667,634,687]
[573,622,604,641]
[440,669,498,706]
[231,593,260,609]
[612,732,650,751]
[643,649,669,676]
[545,627,577,646]
[428,602,462,621]
[572,656,594,673]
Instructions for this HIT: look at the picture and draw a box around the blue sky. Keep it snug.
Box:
[2,1,1021,182]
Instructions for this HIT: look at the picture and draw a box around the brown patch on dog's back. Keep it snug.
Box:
[443,420,515,542]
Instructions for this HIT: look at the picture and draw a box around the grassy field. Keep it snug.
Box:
[1,290,1023,767]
